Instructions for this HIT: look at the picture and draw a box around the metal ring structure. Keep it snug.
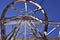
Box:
[1,0,48,40]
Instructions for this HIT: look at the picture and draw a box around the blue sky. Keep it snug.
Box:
[0,0,60,38]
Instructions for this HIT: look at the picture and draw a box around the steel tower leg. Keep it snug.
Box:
[1,21,6,40]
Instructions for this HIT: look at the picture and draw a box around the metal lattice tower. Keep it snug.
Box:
[0,0,60,40]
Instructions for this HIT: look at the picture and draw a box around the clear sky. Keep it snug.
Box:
[0,0,60,38]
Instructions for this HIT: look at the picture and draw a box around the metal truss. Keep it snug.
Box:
[0,0,60,40]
